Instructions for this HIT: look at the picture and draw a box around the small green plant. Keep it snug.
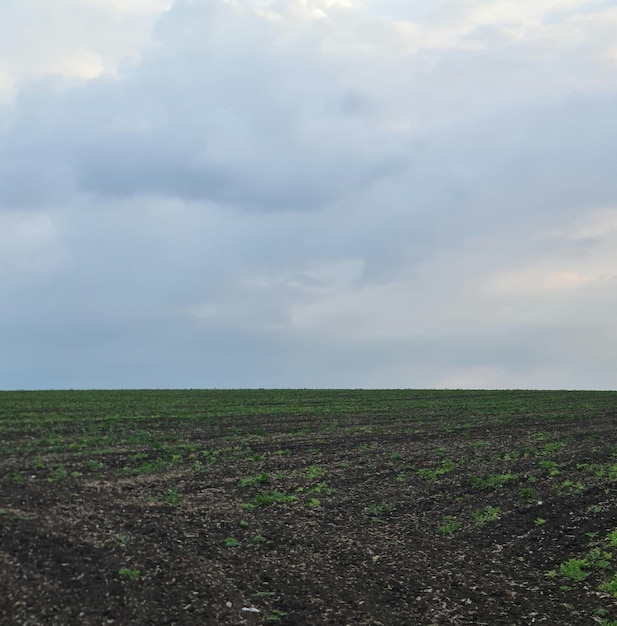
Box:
[438,516,461,536]
[224,537,241,548]
[201,449,219,464]
[417,460,455,481]
[117,534,129,545]
[607,530,617,547]
[265,609,288,622]
[252,591,275,598]
[599,574,617,597]
[118,568,140,581]
[606,464,617,480]
[165,488,182,508]
[238,473,271,487]
[306,482,335,495]
[309,498,321,508]
[47,465,68,482]
[518,487,535,500]
[470,473,517,490]
[543,441,566,454]
[11,471,25,484]
[558,558,589,582]
[305,466,325,480]
[534,518,547,526]
[539,460,560,476]
[557,479,585,494]
[364,503,393,519]
[471,505,500,526]
[587,547,612,569]
[243,491,297,509]
[251,534,266,544]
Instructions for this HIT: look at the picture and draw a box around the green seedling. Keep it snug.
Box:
[265,610,288,622]
[224,537,241,547]
[47,465,68,482]
[201,449,219,464]
[305,466,325,480]
[587,547,612,569]
[599,574,617,597]
[558,558,589,581]
[364,503,393,519]
[471,505,500,526]
[518,487,535,500]
[238,473,271,487]
[118,568,140,581]
[243,491,297,509]
[543,441,566,454]
[438,516,461,536]
[417,460,455,480]
[539,460,560,476]
[11,471,25,484]
[165,488,182,508]
[470,473,517,490]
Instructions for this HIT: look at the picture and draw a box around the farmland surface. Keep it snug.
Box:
[1,389,617,625]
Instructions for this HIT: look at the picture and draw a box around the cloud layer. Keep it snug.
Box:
[1,0,617,389]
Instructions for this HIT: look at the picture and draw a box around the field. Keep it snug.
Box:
[1,389,617,625]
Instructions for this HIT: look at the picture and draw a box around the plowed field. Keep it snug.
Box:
[2,390,617,625]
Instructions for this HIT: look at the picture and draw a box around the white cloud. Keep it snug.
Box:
[0,0,171,101]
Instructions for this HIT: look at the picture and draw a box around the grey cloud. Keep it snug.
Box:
[2,0,617,389]
[1,0,615,220]
[0,1,397,211]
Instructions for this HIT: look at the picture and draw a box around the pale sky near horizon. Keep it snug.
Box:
[1,0,617,390]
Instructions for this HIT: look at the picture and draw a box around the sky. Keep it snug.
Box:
[1,0,617,390]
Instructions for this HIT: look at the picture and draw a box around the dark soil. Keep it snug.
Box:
[1,389,617,625]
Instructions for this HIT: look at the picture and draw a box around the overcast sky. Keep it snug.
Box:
[1,0,617,390]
